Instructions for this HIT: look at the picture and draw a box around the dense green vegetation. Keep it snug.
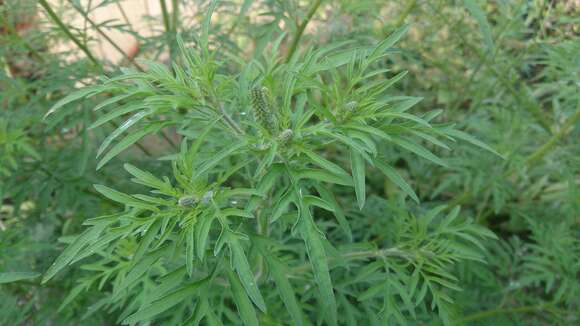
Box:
[1,1,578,325]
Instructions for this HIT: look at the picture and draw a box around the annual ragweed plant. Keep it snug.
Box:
[39,10,501,323]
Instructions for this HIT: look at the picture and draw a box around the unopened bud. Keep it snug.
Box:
[278,129,293,144]
[178,196,197,207]
[201,190,214,204]
[345,101,357,111]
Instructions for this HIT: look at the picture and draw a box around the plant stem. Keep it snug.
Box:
[37,0,101,71]
[445,191,471,210]
[171,0,179,34]
[393,0,416,28]
[525,109,580,167]
[67,0,180,151]
[450,12,516,113]
[218,104,244,135]
[66,0,144,72]
[284,0,322,63]
[114,2,134,33]
[169,0,179,59]
[159,0,171,33]
[38,0,156,157]
[205,80,244,136]
[460,304,555,322]
[291,247,409,275]
[158,0,179,60]
[159,128,178,150]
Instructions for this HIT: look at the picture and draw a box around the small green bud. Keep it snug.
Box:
[178,196,197,207]
[339,101,358,121]
[345,101,357,111]
[201,190,214,204]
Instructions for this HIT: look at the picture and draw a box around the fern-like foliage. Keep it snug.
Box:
[39,17,503,325]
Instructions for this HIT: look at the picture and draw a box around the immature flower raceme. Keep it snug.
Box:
[250,86,278,136]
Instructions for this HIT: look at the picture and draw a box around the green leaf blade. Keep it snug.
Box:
[0,272,41,284]
[266,256,304,326]
[229,237,267,312]
[227,270,259,326]
[374,159,419,203]
[391,137,448,167]
[123,278,207,324]
[350,149,366,210]
[299,205,337,326]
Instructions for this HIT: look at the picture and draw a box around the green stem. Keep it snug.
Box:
[171,0,179,34]
[284,0,322,63]
[218,104,244,135]
[67,1,179,151]
[445,191,472,210]
[207,82,244,135]
[460,304,555,322]
[38,1,155,157]
[66,0,144,72]
[159,128,178,150]
[290,247,410,275]
[114,2,134,33]
[525,109,580,167]
[37,1,154,157]
[37,0,101,71]
[159,0,178,60]
[450,13,516,113]
[169,0,179,59]
[393,0,416,28]
[159,0,171,33]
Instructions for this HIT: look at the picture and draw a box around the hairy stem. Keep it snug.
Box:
[218,104,244,135]
[284,0,322,63]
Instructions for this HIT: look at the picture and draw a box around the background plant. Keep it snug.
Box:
[1,0,578,325]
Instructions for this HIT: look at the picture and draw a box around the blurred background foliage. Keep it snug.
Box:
[0,0,578,325]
